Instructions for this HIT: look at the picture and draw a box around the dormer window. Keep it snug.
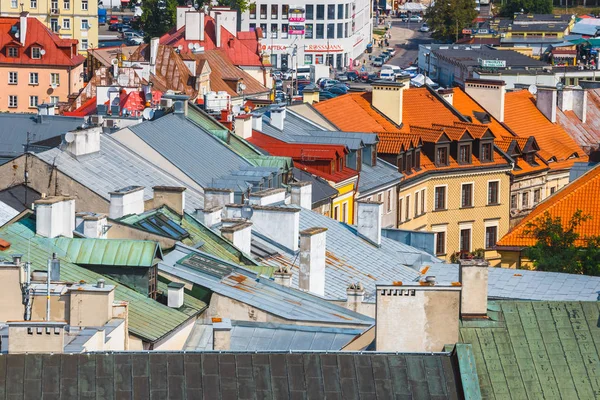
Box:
[7,47,18,58]
[525,152,535,164]
[415,149,421,170]
[397,154,403,172]
[405,152,413,173]
[481,142,493,162]
[459,144,472,164]
[436,145,449,167]
[31,47,41,59]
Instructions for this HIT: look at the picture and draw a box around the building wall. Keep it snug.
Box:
[0,1,99,54]
[332,181,355,224]
[31,293,69,321]
[0,64,84,112]
[398,170,511,265]
[8,325,65,353]
[0,267,25,322]
[357,185,398,228]
[152,317,196,351]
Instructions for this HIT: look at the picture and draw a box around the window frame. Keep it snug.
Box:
[30,0,37,8]
[414,190,419,218]
[386,189,392,213]
[461,182,474,208]
[50,72,60,86]
[487,180,499,206]
[81,19,90,30]
[305,4,314,19]
[316,4,324,20]
[8,47,18,57]
[458,143,472,164]
[8,95,17,108]
[459,224,473,253]
[480,141,493,162]
[485,223,498,249]
[63,18,71,30]
[431,225,447,256]
[29,72,39,85]
[260,4,267,19]
[31,47,41,59]
[29,95,39,108]
[404,195,411,221]
[270,4,278,19]
[521,191,529,209]
[435,144,449,167]
[434,185,447,211]
[8,71,17,85]
[533,188,541,204]
[81,0,88,10]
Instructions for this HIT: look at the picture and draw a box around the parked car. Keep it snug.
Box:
[319,91,336,100]
[118,24,132,33]
[272,70,283,80]
[420,23,430,32]
[281,69,294,80]
[372,57,384,67]
[379,70,396,81]
[398,13,408,21]
[409,15,423,23]
[404,66,419,78]
[386,47,396,57]
[127,37,144,45]
[320,79,340,89]
[275,90,286,102]
[346,71,359,81]
[274,79,283,90]
[108,23,121,31]
[109,16,119,24]
[380,51,391,62]
[122,16,131,24]
[328,85,348,95]
[122,30,142,39]
[337,73,349,82]
[362,73,378,83]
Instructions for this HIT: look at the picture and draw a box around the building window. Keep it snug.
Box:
[260,4,267,18]
[327,4,335,19]
[342,202,348,222]
[304,54,313,64]
[282,5,289,19]
[31,47,41,59]
[414,191,419,218]
[50,73,60,86]
[8,71,17,85]
[488,181,499,205]
[344,22,348,37]
[421,189,426,214]
[63,0,69,9]
[459,144,471,164]
[435,231,446,255]
[270,54,277,67]
[30,0,37,7]
[81,39,88,50]
[260,24,267,37]
[81,19,89,30]
[534,188,541,204]
[29,72,38,85]
[386,189,392,213]
[434,186,446,210]
[316,24,324,39]
[271,4,278,18]
[81,0,87,10]
[50,18,59,32]
[511,194,517,209]
[50,96,59,104]
[8,47,18,57]
[29,96,38,108]
[8,95,17,108]
[405,195,410,221]
[315,54,323,64]
[460,228,471,252]
[525,152,535,164]
[345,3,349,18]
[249,3,256,19]
[337,3,343,18]
[327,23,334,39]
[377,193,383,203]
[281,24,288,38]
[305,23,313,38]
[485,226,498,249]
[436,146,448,166]
[271,24,278,38]
[461,183,473,208]
[522,192,529,208]
[316,4,324,19]
[63,18,70,30]
[11,0,17,8]
[334,205,339,220]
[398,197,402,223]
[481,142,493,162]
[51,0,58,12]
[306,4,314,19]
[550,187,556,194]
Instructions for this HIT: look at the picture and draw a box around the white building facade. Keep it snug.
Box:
[240,0,372,70]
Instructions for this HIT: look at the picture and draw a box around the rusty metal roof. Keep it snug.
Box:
[556,88,600,154]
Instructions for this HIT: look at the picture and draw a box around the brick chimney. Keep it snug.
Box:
[464,79,506,122]
[152,186,186,215]
[299,227,327,296]
[204,188,234,209]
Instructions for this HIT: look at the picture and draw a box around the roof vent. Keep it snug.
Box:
[173,101,185,114]
[110,105,120,116]
[97,104,107,116]
[97,279,105,288]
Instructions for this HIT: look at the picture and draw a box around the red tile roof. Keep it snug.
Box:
[160,14,264,67]
[497,164,600,248]
[0,16,84,67]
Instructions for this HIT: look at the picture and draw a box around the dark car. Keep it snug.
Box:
[319,91,336,100]
[118,24,132,33]
[347,71,359,81]
[122,16,131,24]
[108,23,121,31]
[328,85,348,95]
[364,73,379,83]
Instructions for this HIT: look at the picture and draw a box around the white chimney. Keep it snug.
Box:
[215,12,223,47]
[19,12,28,47]
[152,186,186,215]
[536,87,557,123]
[371,80,407,126]
[299,227,327,296]
[65,127,101,158]
[273,266,292,287]
[35,196,75,238]
[149,37,159,67]
[249,188,286,206]
[250,205,300,251]
[290,182,312,209]
[185,11,204,41]
[375,281,461,352]
[356,200,382,246]
[75,212,108,239]
[464,79,506,122]
[212,318,232,351]
[459,259,489,317]
[251,113,263,131]
[233,114,253,139]
[204,188,234,209]
[558,88,587,123]
[438,88,454,106]
[346,282,365,313]
[270,108,285,130]
[109,186,145,219]
[167,282,185,308]
[221,221,252,254]
[197,206,222,227]
[176,6,192,30]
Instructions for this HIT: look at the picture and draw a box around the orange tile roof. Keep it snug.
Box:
[376,133,421,154]
[401,88,459,129]
[452,89,513,138]
[430,124,472,141]
[451,122,494,139]
[512,157,549,176]
[409,126,448,142]
[497,164,600,248]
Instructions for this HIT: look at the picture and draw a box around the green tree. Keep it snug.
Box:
[425,0,478,42]
[523,210,600,276]
[500,0,552,17]
[215,0,249,12]
[141,0,177,41]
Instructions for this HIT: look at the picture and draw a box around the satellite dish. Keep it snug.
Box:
[177,45,183,50]
[122,108,129,116]
[142,107,155,120]
[111,58,119,65]
[556,82,565,91]
[64,132,75,143]
[528,84,537,95]
[117,74,129,86]
[188,43,194,50]
[239,83,247,91]
[241,203,253,219]
[40,49,46,55]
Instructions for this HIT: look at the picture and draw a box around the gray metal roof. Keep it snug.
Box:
[0,201,18,227]
[36,134,204,211]
[309,130,379,145]
[357,158,403,194]
[424,263,600,301]
[258,208,430,300]
[292,167,338,205]
[129,114,251,188]
[288,135,365,150]
[260,110,327,142]
[186,320,363,351]
[0,113,84,163]
[159,243,374,326]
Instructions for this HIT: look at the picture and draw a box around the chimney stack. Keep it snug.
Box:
[75,212,108,238]
[109,186,145,219]
[270,108,285,130]
[167,282,185,308]
[536,87,557,123]
[204,188,234,209]
[251,112,263,131]
[19,12,28,47]
[248,188,286,206]
[290,182,312,209]
[212,318,232,351]
[197,206,222,227]
[65,127,101,158]
[176,6,192,30]
[459,259,489,318]
[302,84,320,105]
[215,12,223,47]
[356,200,382,246]
[299,227,327,296]
[149,37,159,68]
[346,282,365,313]
[438,88,454,106]
[233,114,253,139]
[273,266,292,287]
[375,280,461,352]
[371,79,407,126]
[34,196,75,238]
[464,79,506,122]
[152,186,186,215]
[249,205,300,251]
[185,11,205,41]
[558,88,587,123]
[221,221,253,254]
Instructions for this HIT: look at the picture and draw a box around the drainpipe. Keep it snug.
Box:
[68,66,72,99]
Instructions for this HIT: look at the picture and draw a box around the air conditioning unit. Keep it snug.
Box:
[91,115,104,125]
[106,119,118,128]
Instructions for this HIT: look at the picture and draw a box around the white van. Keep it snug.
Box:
[379,70,396,81]
[296,66,311,80]
[381,65,403,75]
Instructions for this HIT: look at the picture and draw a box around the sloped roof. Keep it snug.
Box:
[497,163,600,248]
[51,238,161,267]
[0,200,18,227]
[357,158,403,194]
[292,167,338,205]
[460,300,600,399]
[452,88,513,138]
[36,134,204,211]
[0,17,84,66]
[555,88,600,154]
[0,352,464,399]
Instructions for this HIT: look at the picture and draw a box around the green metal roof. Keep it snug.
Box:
[246,155,293,170]
[460,300,600,400]
[0,214,196,343]
[156,280,207,317]
[51,238,161,267]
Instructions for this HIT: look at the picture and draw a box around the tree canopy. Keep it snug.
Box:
[425,0,478,42]
[524,210,600,276]
[500,0,553,17]
[140,0,177,40]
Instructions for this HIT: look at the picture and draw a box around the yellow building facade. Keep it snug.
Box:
[0,0,98,54]
[332,180,356,224]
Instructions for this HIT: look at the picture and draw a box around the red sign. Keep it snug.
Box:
[289,16,305,22]
[305,44,344,53]
[289,29,305,35]
[261,44,288,51]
